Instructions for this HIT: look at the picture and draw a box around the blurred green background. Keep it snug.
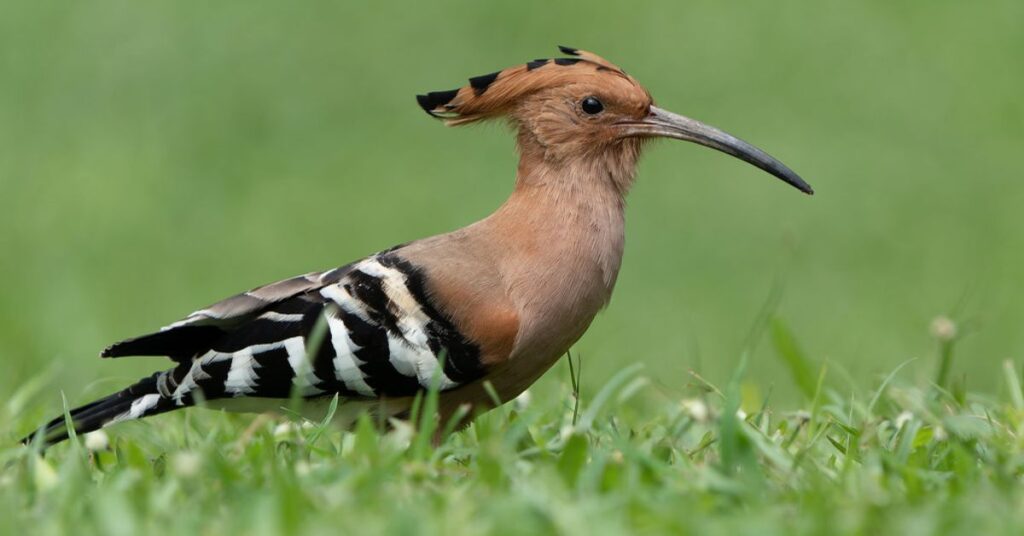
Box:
[1,0,1022,417]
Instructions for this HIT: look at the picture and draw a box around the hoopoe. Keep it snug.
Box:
[25,47,811,446]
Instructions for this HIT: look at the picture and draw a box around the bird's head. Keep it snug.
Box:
[417,46,812,195]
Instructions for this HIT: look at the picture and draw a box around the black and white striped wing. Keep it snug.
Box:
[102,253,486,408]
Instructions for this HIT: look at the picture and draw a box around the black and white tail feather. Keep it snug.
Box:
[24,252,485,447]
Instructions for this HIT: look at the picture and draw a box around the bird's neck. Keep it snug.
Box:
[493,164,628,288]
[478,134,640,353]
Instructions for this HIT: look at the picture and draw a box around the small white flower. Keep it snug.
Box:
[894,410,914,429]
[681,399,709,422]
[513,389,532,411]
[171,451,202,478]
[83,430,109,452]
[273,422,297,441]
[735,409,748,421]
[930,316,957,342]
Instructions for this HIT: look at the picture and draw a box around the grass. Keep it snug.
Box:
[5,321,1024,535]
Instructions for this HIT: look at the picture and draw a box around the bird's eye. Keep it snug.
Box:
[581,96,604,115]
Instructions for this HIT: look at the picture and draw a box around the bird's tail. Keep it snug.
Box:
[22,371,179,447]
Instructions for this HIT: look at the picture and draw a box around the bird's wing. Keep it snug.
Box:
[101,267,348,360]
[101,253,487,401]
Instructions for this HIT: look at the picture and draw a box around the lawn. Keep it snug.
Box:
[7,334,1024,534]
[2,0,1023,534]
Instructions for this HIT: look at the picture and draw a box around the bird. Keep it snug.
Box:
[24,46,812,447]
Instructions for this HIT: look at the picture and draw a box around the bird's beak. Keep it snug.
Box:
[620,106,813,195]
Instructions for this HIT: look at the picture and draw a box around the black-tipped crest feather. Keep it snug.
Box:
[468,71,500,95]
[416,89,460,116]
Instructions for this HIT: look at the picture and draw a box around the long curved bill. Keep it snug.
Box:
[621,106,813,195]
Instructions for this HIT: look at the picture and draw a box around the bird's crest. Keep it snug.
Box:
[416,46,639,126]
